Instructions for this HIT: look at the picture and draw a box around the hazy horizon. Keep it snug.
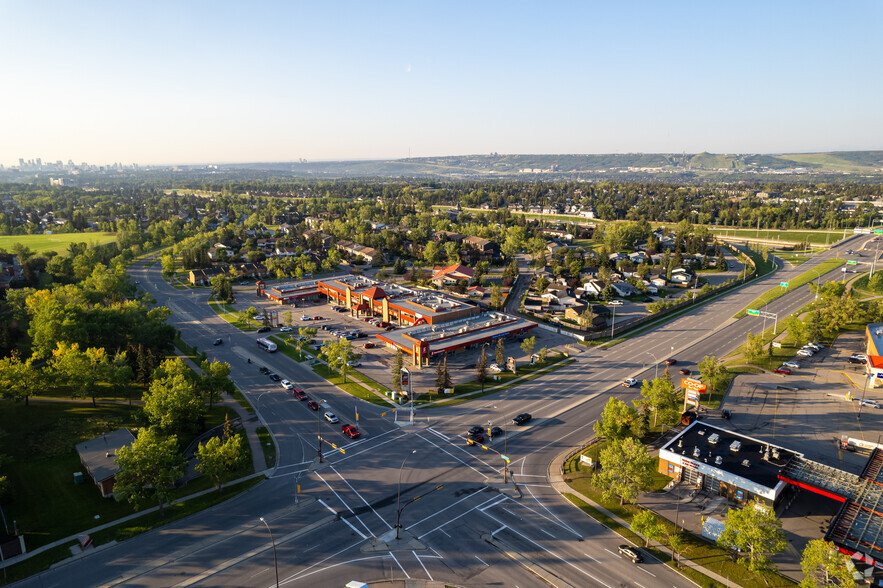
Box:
[2,1,881,167]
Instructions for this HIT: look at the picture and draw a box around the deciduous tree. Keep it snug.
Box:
[196,433,248,492]
[799,540,855,588]
[594,397,639,441]
[593,437,654,505]
[638,377,678,427]
[717,498,787,573]
[631,509,665,547]
[114,428,185,515]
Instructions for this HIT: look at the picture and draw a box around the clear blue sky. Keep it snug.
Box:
[1,1,881,165]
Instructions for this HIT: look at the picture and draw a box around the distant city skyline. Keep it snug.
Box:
[1,1,881,167]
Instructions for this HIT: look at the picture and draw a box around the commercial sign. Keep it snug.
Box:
[682,458,698,469]
[780,282,789,288]
[746,309,760,316]
[682,378,707,394]
[847,260,858,265]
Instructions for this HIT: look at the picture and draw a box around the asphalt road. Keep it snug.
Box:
[13,234,867,588]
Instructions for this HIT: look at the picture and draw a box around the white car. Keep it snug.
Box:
[347,360,361,367]
[796,349,814,357]
[324,412,339,423]
[609,300,625,306]
[252,315,266,321]
[488,363,502,373]
[859,399,880,409]
[782,361,800,369]
[623,378,638,388]
[280,326,293,332]
[281,379,293,390]
[300,315,312,321]
[805,342,823,351]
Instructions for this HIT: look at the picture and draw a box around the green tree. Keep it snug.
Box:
[423,241,441,265]
[320,338,354,383]
[631,509,665,548]
[535,276,550,293]
[209,274,233,303]
[199,360,234,409]
[444,241,460,264]
[114,428,185,515]
[196,433,248,493]
[495,338,505,366]
[490,283,503,309]
[717,498,787,573]
[538,347,548,363]
[283,310,292,327]
[392,349,404,396]
[477,347,488,384]
[869,272,883,293]
[593,437,654,505]
[744,332,765,362]
[593,397,639,441]
[143,371,203,435]
[520,336,536,358]
[51,342,112,407]
[638,377,678,427]
[161,253,178,279]
[597,265,613,287]
[697,355,727,400]
[799,539,855,588]
[578,305,595,328]
[0,352,41,406]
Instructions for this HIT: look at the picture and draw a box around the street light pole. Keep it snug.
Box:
[611,305,616,339]
[259,517,280,588]
[395,450,417,540]
[645,351,659,379]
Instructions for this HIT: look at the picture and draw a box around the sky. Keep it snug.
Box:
[1,1,882,166]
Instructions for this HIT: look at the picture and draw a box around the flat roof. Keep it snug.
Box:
[661,421,798,491]
[320,276,475,320]
[378,312,537,355]
[75,428,135,483]
[867,323,883,358]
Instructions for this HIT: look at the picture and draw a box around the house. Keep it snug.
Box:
[336,241,381,265]
[188,266,230,285]
[670,273,691,285]
[581,280,604,297]
[629,251,649,264]
[564,303,608,329]
[611,281,638,297]
[207,244,229,260]
[432,231,465,244]
[75,428,136,497]
[462,236,499,260]
[650,277,667,288]
[431,264,475,287]
[541,287,578,309]
[275,246,299,257]
[608,252,629,263]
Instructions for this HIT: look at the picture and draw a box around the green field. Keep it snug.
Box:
[0,232,117,255]
[735,258,846,317]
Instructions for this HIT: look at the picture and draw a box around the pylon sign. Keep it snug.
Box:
[682,378,707,394]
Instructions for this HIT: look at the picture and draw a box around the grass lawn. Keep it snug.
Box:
[561,450,795,588]
[0,400,239,551]
[774,252,810,265]
[256,426,276,469]
[311,363,392,407]
[852,274,883,295]
[735,258,845,317]
[712,227,842,245]
[0,232,118,255]
[207,298,257,331]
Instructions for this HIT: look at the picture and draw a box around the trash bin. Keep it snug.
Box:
[73,472,84,485]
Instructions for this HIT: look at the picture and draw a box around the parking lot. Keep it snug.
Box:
[234,284,574,395]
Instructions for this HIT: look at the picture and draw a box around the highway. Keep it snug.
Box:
[13,234,866,588]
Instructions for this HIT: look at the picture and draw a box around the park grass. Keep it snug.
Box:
[207,298,257,331]
[774,252,810,266]
[734,258,845,318]
[0,232,118,255]
[256,426,276,469]
[561,451,795,588]
[711,227,843,245]
[311,363,393,407]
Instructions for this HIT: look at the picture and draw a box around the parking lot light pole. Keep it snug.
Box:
[259,517,279,588]
[395,450,417,540]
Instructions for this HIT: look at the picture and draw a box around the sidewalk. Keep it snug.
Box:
[547,448,743,588]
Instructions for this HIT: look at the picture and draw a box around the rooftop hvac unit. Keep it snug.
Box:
[729,441,742,453]
[715,456,723,465]
[698,429,706,436]
[741,459,750,467]
[708,433,720,445]
[693,447,701,458]
[771,448,781,460]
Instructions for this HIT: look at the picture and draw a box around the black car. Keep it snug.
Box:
[848,356,867,365]
[467,425,484,436]
[213,338,223,346]
[512,413,532,426]
[618,544,643,563]
[268,373,281,382]
[490,426,504,437]
[257,326,271,333]
[259,366,270,375]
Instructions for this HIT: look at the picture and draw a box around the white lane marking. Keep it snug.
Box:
[518,485,582,538]
[604,547,621,558]
[482,510,614,588]
[475,555,489,566]
[540,528,555,538]
[331,465,393,530]
[413,550,433,581]
[269,467,309,479]
[318,498,337,515]
[407,486,489,529]
[492,524,507,536]
[316,472,374,538]
[329,431,410,465]
[389,551,410,578]
[416,434,489,479]
[635,583,646,588]
[479,495,508,512]
[419,494,505,538]
[283,552,387,584]
[426,427,451,441]
[340,516,368,539]
[638,567,656,577]
[583,552,601,563]
[517,484,552,488]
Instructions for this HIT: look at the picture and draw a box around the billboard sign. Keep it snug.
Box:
[682,378,707,394]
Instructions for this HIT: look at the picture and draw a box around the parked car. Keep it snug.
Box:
[512,413,532,426]
[679,368,691,375]
[618,545,643,563]
[213,338,223,345]
[774,367,792,375]
[280,326,293,332]
[363,342,375,349]
[342,424,360,438]
[385,325,397,331]
[665,358,677,365]
[622,378,637,388]
[609,300,624,306]
[253,315,266,321]
[467,433,484,444]
[257,326,271,333]
[313,316,323,321]
[796,349,815,357]
[307,400,319,411]
[300,315,312,321]
[859,399,881,409]
[489,363,502,373]
[378,322,390,328]
[281,379,293,390]
[848,356,866,365]
[347,359,361,367]
[324,412,339,423]
[783,361,800,369]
